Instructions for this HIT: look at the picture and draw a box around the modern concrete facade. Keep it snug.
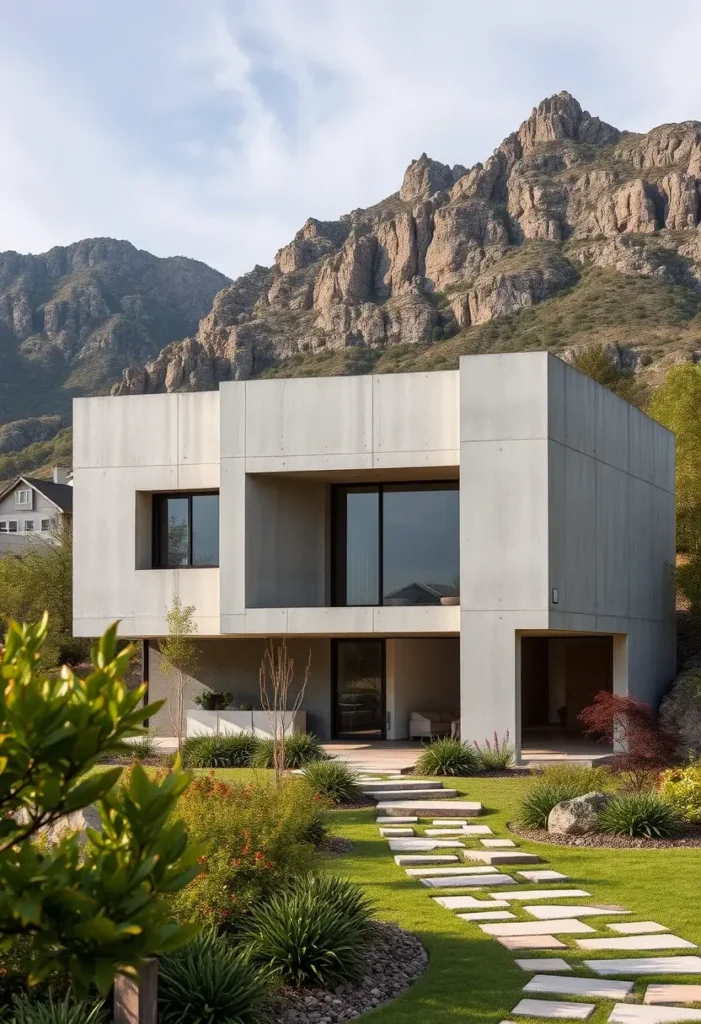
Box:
[72,353,676,757]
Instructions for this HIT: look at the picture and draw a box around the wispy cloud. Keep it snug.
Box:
[1,0,701,278]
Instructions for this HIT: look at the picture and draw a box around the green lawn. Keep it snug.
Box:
[321,776,701,1024]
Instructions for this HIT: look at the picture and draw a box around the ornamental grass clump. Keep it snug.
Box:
[517,764,614,829]
[167,773,326,929]
[283,732,328,768]
[303,760,362,805]
[181,732,260,769]
[474,731,515,770]
[159,930,268,1024]
[598,792,682,839]
[415,737,481,777]
[245,874,374,988]
[9,994,107,1024]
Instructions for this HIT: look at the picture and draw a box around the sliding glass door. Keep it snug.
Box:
[332,640,385,739]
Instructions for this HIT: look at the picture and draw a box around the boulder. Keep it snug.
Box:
[547,792,611,835]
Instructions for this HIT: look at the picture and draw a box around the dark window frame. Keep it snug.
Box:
[331,638,386,740]
[331,480,459,607]
[152,491,220,569]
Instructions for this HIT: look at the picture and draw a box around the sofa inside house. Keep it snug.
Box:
[409,710,459,740]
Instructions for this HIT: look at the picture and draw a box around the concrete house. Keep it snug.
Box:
[72,353,676,760]
[0,469,72,555]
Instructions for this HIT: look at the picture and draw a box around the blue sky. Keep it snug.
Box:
[2,0,701,279]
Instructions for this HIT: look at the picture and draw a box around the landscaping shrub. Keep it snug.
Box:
[9,994,106,1024]
[159,930,268,1024]
[579,691,678,790]
[249,738,275,769]
[660,668,701,758]
[598,792,682,839]
[245,874,373,988]
[126,731,158,761]
[304,760,362,804]
[660,758,701,822]
[284,732,328,768]
[415,738,481,777]
[167,773,325,928]
[516,764,614,829]
[181,733,260,769]
[474,731,515,770]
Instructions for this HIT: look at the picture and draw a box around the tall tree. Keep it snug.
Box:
[0,519,88,665]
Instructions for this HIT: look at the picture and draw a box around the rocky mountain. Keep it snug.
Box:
[0,238,230,440]
[113,91,701,397]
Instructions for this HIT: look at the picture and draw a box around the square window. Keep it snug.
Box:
[8,521,18,533]
[24,520,34,532]
[41,519,51,532]
[0,522,7,533]
[16,489,31,506]
[152,493,219,568]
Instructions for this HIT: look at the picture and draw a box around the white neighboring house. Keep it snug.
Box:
[0,468,73,556]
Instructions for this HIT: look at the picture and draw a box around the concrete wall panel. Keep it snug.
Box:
[461,352,549,442]
[595,460,630,618]
[372,371,459,455]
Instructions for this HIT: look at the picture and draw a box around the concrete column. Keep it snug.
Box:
[114,959,157,1024]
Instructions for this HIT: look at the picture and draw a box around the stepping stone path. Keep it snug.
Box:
[512,997,596,1019]
[515,959,572,972]
[374,777,701,1023]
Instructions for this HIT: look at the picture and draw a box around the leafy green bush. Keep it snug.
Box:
[126,731,158,761]
[159,930,268,1024]
[181,733,260,769]
[660,760,701,822]
[415,738,481,777]
[598,792,682,839]
[284,732,328,768]
[304,760,362,805]
[517,764,614,829]
[9,993,106,1024]
[474,731,515,770]
[246,874,373,988]
[167,773,326,928]
[249,738,275,769]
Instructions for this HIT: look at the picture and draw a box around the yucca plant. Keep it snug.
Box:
[415,738,481,777]
[10,994,106,1024]
[245,874,374,988]
[473,731,515,770]
[181,733,260,769]
[284,732,328,768]
[249,738,275,769]
[598,792,682,839]
[304,760,362,804]
[159,930,268,1024]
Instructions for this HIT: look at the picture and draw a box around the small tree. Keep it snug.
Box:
[0,614,202,995]
[159,597,199,753]
[579,691,678,790]
[259,639,311,778]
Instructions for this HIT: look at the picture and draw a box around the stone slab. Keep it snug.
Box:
[517,870,568,883]
[481,839,517,848]
[586,957,701,976]
[434,895,510,910]
[457,910,517,922]
[515,959,572,972]
[610,923,669,935]
[393,855,459,866]
[376,816,418,825]
[481,920,596,937]
[498,936,566,950]
[524,974,634,999]
[527,905,630,920]
[376,800,482,817]
[463,850,542,865]
[645,986,701,1005]
[388,839,465,851]
[608,1006,701,1023]
[432,819,488,828]
[512,998,595,1019]
[421,874,515,889]
[361,780,442,789]
[578,935,696,951]
[497,889,592,901]
[367,789,457,801]
[426,828,485,837]
[379,828,414,837]
[406,866,498,877]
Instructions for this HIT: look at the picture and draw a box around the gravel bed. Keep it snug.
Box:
[510,820,701,849]
[268,920,427,1024]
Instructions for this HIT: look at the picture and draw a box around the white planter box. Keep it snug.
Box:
[186,709,307,740]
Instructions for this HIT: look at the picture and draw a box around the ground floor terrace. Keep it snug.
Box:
[143,629,640,762]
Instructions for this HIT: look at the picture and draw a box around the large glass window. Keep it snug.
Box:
[153,493,219,568]
[332,483,459,606]
[333,640,384,738]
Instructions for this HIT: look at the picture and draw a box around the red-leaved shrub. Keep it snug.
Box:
[578,691,678,790]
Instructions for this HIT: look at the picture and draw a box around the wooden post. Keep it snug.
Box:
[114,958,158,1024]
